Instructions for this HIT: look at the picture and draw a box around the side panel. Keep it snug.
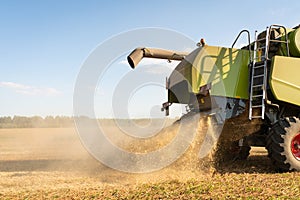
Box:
[270,56,300,106]
[168,45,250,104]
[201,46,249,99]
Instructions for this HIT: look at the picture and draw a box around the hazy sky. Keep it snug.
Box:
[1,0,299,118]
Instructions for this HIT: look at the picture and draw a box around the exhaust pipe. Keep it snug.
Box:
[127,47,189,69]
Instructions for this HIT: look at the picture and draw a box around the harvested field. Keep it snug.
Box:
[0,126,300,199]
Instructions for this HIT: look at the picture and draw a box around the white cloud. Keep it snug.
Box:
[0,81,61,96]
[0,81,31,90]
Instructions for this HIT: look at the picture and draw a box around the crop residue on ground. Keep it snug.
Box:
[0,124,299,199]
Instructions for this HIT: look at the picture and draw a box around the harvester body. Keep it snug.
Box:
[270,55,300,106]
[128,24,300,171]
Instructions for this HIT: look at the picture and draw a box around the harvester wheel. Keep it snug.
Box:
[266,117,300,171]
[237,146,251,160]
[230,141,251,160]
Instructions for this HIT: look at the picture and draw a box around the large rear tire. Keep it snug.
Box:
[229,141,251,160]
[266,117,300,171]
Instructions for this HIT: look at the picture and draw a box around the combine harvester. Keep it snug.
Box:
[127,24,300,171]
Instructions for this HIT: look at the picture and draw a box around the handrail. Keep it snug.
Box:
[269,24,290,57]
[232,30,252,62]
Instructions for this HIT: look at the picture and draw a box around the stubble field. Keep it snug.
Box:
[1,124,300,199]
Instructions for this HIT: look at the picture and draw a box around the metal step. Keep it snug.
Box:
[252,94,263,98]
[252,84,263,88]
[256,38,266,42]
[253,74,264,79]
[252,105,263,108]
[254,61,265,65]
[253,65,264,69]
[251,116,263,119]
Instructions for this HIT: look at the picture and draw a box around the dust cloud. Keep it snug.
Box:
[0,114,237,186]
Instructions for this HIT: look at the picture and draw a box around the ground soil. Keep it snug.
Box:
[0,125,299,199]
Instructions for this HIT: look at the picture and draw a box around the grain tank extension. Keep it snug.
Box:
[128,24,300,171]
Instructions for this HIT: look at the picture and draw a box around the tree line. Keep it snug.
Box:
[0,116,178,128]
[0,116,74,128]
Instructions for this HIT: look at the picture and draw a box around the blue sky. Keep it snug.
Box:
[0,0,300,118]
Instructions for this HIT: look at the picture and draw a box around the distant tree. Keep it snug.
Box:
[31,116,44,128]
[0,116,13,128]
[0,116,74,128]
[45,116,55,127]
[13,116,31,128]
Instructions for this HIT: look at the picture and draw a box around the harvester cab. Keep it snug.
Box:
[127,24,300,172]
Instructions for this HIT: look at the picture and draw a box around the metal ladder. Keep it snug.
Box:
[249,25,290,120]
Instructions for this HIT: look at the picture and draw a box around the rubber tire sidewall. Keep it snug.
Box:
[282,118,300,170]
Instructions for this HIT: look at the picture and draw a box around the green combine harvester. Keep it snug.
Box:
[127,24,300,171]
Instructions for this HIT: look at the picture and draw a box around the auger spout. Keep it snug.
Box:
[127,47,188,69]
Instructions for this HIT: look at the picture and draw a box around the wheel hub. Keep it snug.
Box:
[291,133,300,160]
